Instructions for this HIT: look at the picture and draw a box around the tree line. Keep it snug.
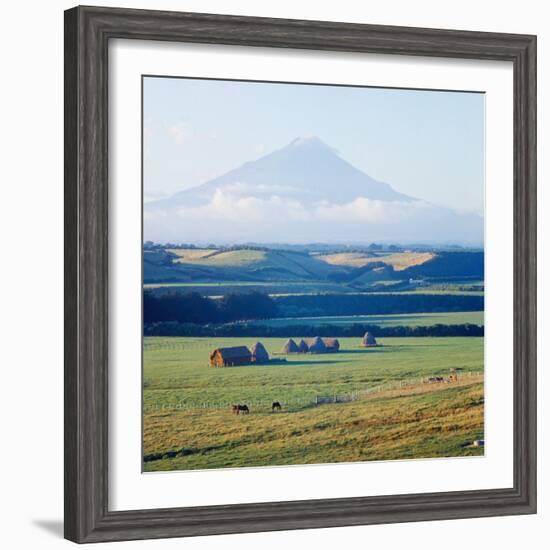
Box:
[144,291,277,324]
[275,293,483,318]
[144,290,484,325]
[144,321,483,338]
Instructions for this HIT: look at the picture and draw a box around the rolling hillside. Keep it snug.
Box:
[144,247,348,284]
[144,246,484,289]
[318,251,434,270]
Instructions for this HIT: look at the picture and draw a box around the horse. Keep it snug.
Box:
[232,404,250,415]
[271,401,282,412]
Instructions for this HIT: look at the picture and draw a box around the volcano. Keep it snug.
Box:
[144,137,483,245]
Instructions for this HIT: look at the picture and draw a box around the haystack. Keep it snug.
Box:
[323,338,340,352]
[361,332,378,347]
[297,339,309,353]
[307,336,327,354]
[250,342,270,363]
[282,338,299,354]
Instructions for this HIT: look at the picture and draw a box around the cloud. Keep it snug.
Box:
[168,122,194,145]
[144,188,485,244]
[171,190,429,226]
[175,189,311,223]
[314,197,433,224]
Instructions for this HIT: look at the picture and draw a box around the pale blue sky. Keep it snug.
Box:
[143,76,484,214]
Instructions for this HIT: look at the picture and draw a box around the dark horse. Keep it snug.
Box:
[232,404,250,415]
[271,401,282,412]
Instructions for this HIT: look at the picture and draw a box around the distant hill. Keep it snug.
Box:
[402,251,484,280]
[143,246,483,286]
[144,247,348,283]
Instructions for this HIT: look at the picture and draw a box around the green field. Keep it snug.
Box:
[238,311,484,329]
[144,282,484,298]
[144,280,350,295]
[367,286,484,296]
[144,336,484,471]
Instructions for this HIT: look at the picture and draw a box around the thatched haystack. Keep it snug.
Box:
[361,332,378,347]
[210,346,252,367]
[307,336,327,354]
[282,338,299,354]
[323,338,340,352]
[297,339,309,353]
[250,342,270,363]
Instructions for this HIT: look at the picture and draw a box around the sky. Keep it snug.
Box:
[143,76,485,215]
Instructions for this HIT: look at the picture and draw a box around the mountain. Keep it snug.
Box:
[144,136,484,245]
[149,136,412,209]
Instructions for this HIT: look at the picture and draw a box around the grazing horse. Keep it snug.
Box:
[232,404,250,415]
[271,401,282,412]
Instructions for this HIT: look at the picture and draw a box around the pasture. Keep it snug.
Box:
[143,280,350,295]
[237,311,484,329]
[143,336,484,471]
[144,282,484,297]
[317,251,434,270]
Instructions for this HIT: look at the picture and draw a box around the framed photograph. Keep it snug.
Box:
[64,6,536,543]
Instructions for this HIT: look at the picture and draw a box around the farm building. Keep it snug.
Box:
[282,338,300,354]
[297,339,309,353]
[361,332,378,347]
[250,342,270,363]
[307,336,327,354]
[323,338,340,352]
[209,346,252,367]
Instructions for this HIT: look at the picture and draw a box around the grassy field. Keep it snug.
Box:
[238,311,484,329]
[143,336,484,471]
[169,248,266,266]
[144,280,350,294]
[162,248,344,278]
[144,282,484,297]
[318,251,434,270]
[167,249,436,270]
[167,248,218,262]
[379,288,484,296]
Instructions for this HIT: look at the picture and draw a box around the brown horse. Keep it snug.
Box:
[232,404,250,415]
[271,401,282,412]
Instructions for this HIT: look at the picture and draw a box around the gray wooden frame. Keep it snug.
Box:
[64,5,537,543]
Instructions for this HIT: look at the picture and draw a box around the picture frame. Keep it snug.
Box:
[64,5,537,543]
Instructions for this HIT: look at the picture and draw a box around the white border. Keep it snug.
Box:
[109,39,514,511]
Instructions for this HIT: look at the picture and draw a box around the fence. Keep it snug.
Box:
[143,372,482,413]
